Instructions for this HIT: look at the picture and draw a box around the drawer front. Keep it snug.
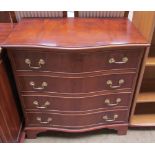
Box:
[18,73,136,93]
[10,49,143,73]
[22,92,132,112]
[25,109,128,128]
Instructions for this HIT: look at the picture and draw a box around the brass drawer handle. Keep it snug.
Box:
[36,117,52,124]
[30,81,48,90]
[106,79,124,89]
[105,98,121,106]
[109,57,128,64]
[25,59,45,69]
[102,114,118,122]
[33,101,50,109]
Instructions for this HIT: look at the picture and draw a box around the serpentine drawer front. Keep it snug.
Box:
[4,18,149,138]
[25,109,128,129]
[17,73,136,93]
[21,92,132,112]
[10,49,143,72]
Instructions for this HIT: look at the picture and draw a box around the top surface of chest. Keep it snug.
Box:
[0,23,13,45]
[4,18,148,48]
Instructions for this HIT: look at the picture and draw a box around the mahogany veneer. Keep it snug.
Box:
[26,109,128,129]
[21,92,132,112]
[0,22,22,142]
[3,18,149,138]
[4,18,148,48]
[0,24,13,44]
[0,54,22,142]
[17,72,136,93]
[10,48,143,72]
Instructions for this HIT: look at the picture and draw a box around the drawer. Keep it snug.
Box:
[10,48,143,73]
[22,92,132,112]
[18,73,136,93]
[25,109,128,128]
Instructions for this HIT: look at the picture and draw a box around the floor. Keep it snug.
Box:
[24,128,155,143]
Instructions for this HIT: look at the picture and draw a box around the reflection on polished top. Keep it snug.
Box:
[4,18,148,48]
[0,23,13,45]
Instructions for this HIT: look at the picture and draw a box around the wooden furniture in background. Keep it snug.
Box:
[130,11,155,126]
[14,11,67,21]
[3,18,148,138]
[0,11,17,23]
[74,11,129,18]
[0,11,67,23]
[0,11,22,142]
[1,11,67,23]
[0,49,22,142]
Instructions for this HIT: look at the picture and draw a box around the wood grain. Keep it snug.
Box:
[4,18,148,48]
[130,12,155,127]
[131,114,155,126]
[146,57,155,66]
[137,92,155,103]
[0,56,21,142]
[132,11,155,43]
[17,73,136,93]
[0,12,11,23]
[9,48,144,73]
[0,18,22,142]
[5,18,148,138]
[25,109,128,128]
[21,92,132,112]
[0,24,14,45]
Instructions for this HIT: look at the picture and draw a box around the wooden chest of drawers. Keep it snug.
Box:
[4,18,149,138]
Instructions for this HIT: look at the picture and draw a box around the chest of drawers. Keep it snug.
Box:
[4,18,149,138]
